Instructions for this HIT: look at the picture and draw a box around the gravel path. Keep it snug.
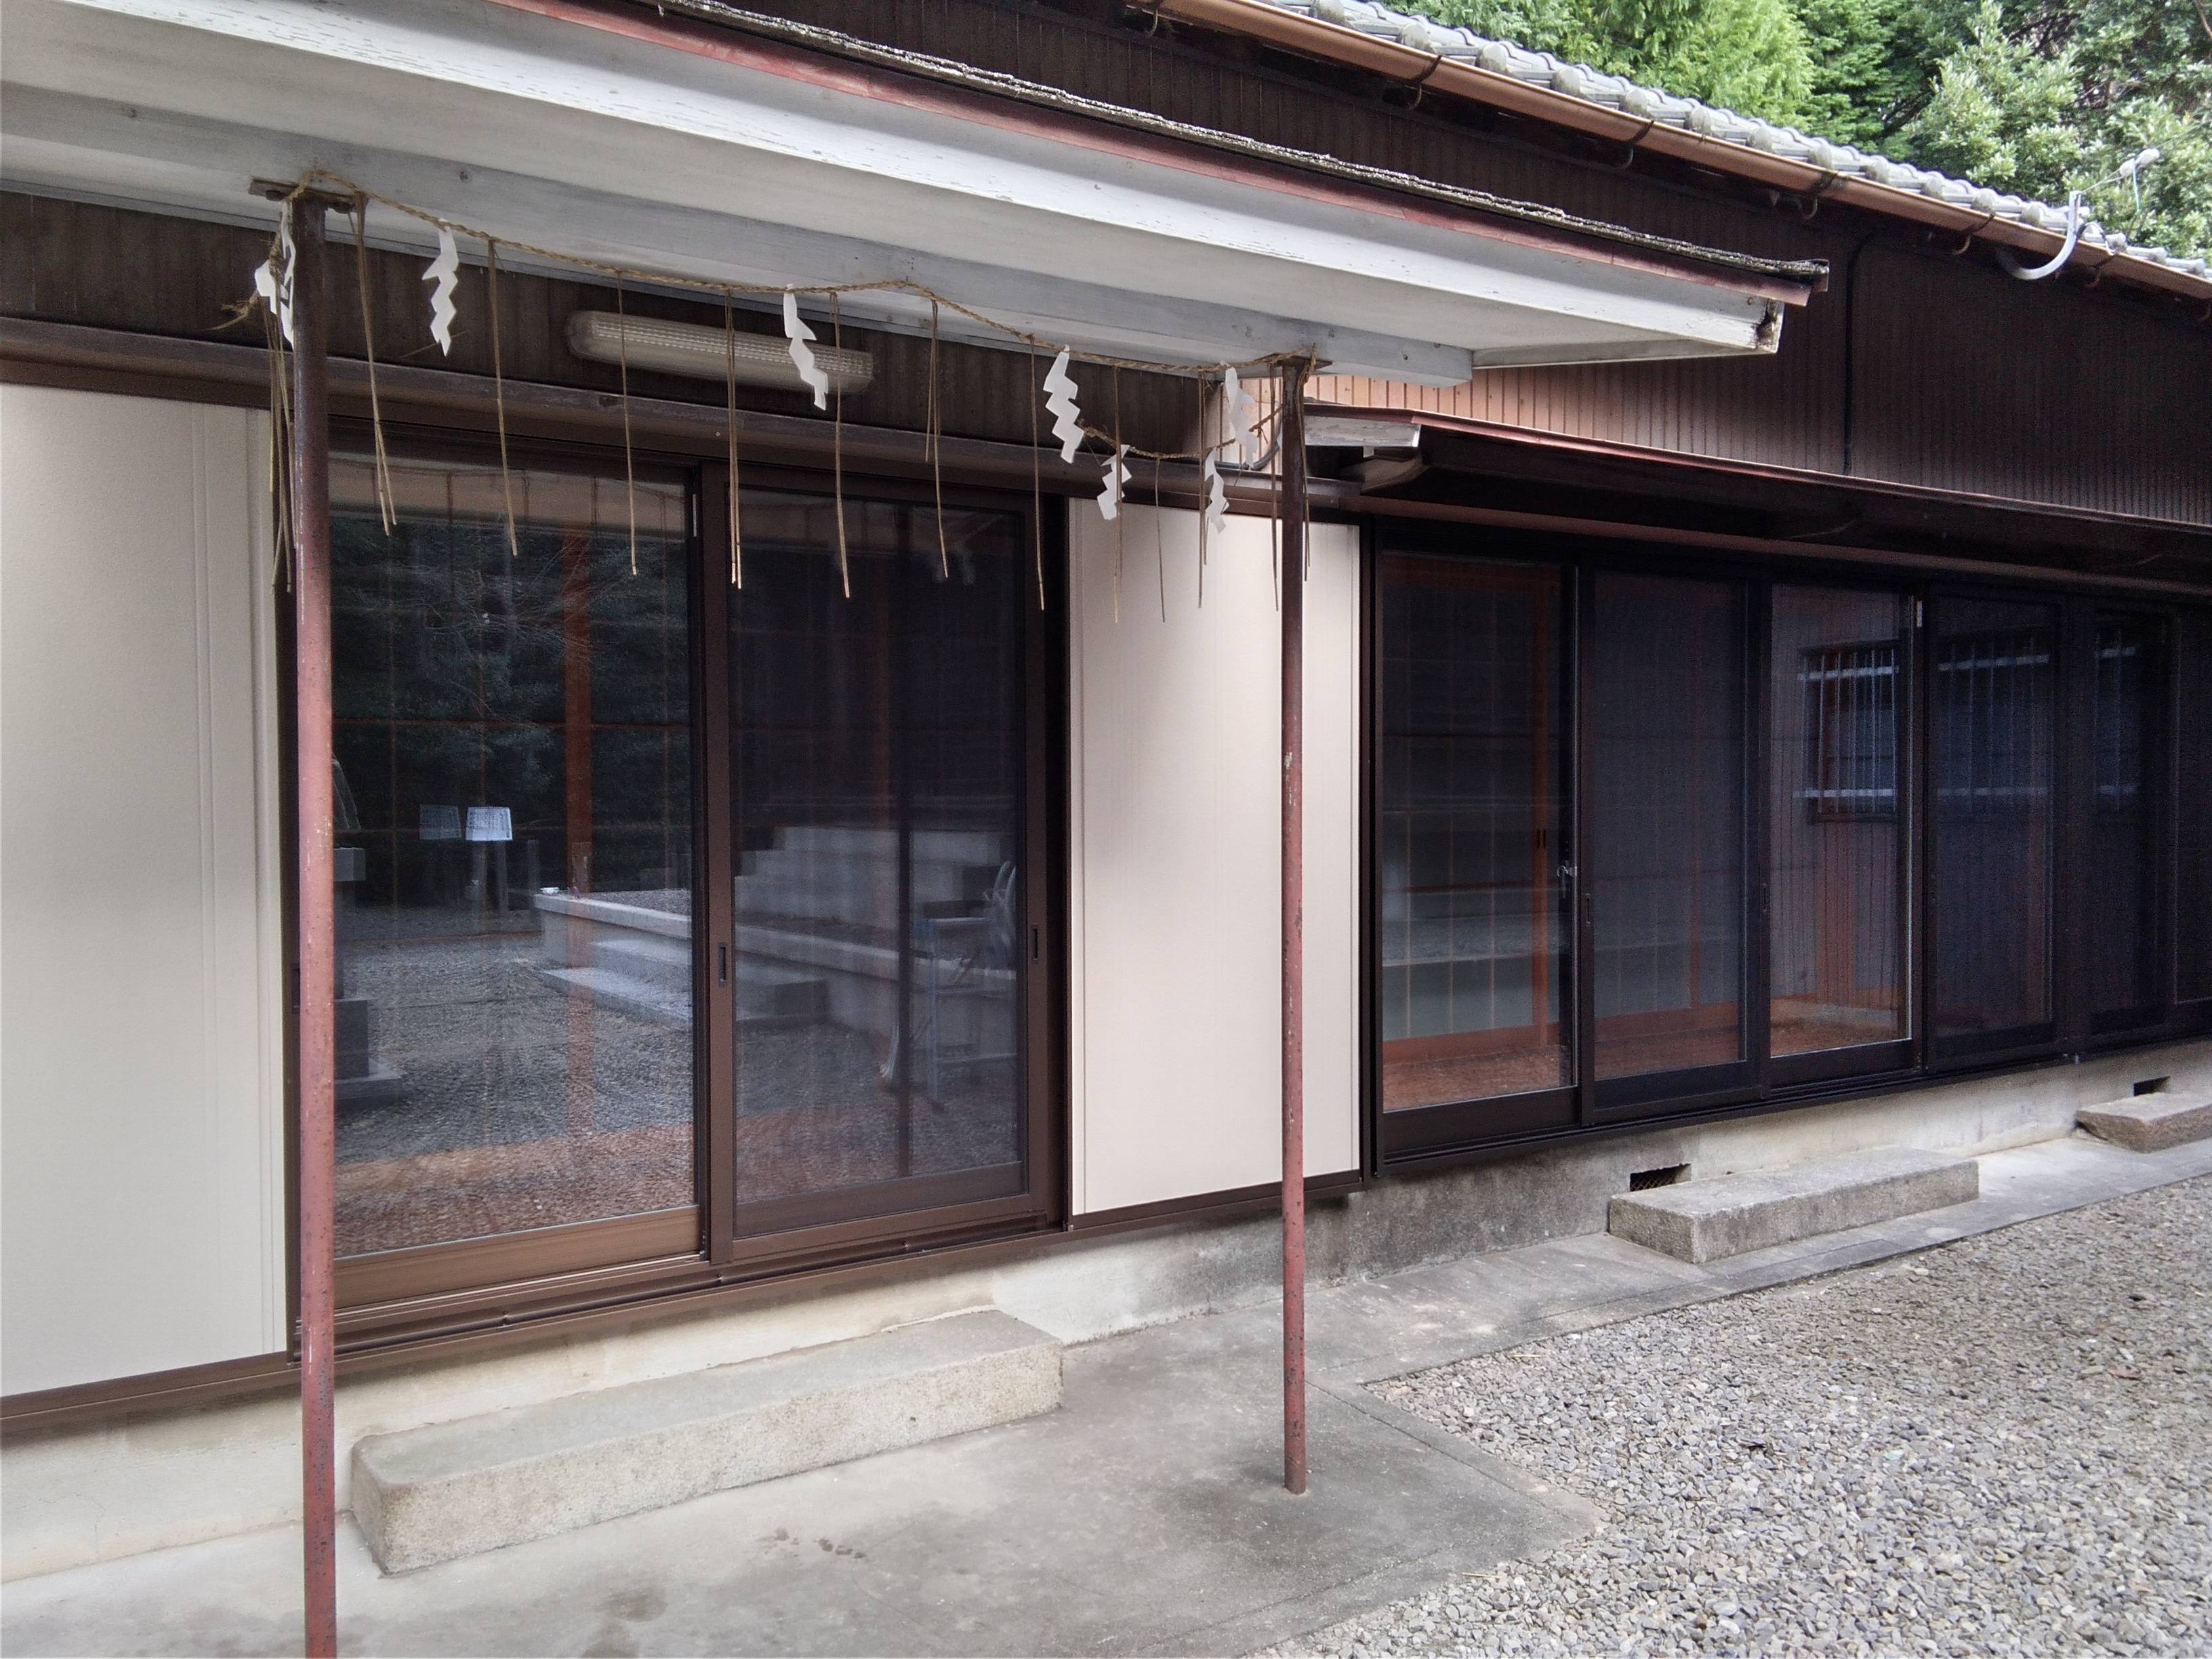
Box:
[1275,1176,2212,1659]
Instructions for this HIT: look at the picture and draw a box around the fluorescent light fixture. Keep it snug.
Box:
[565,310,875,393]
[1304,415,1421,449]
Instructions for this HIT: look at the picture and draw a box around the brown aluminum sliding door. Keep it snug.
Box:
[328,443,702,1307]
[330,440,1059,1312]
[705,474,1058,1264]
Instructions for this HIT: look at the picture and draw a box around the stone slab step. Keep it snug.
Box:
[590,932,692,994]
[533,962,827,1029]
[2077,1092,2212,1153]
[1607,1147,1979,1264]
[352,1309,1061,1574]
[532,964,692,1027]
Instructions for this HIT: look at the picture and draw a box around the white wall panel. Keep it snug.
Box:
[1068,505,1359,1214]
[1,386,285,1394]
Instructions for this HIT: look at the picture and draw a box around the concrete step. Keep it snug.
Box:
[1607,1147,1979,1264]
[777,824,1007,863]
[591,931,691,994]
[533,964,691,1027]
[352,1310,1061,1574]
[2077,1092,2212,1153]
[535,960,827,1029]
[732,960,832,1022]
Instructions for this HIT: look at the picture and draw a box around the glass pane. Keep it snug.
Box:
[2182,611,2212,1004]
[2089,613,2163,1022]
[1931,598,2055,1044]
[1591,574,1747,1081]
[1769,587,1909,1057]
[729,491,1025,1222]
[1376,556,1570,1111]
[330,455,695,1257]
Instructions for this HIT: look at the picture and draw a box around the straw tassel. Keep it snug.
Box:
[486,241,520,560]
[615,274,637,576]
[831,292,849,599]
[928,300,949,581]
[724,291,744,588]
[1029,343,1045,612]
[348,201,396,534]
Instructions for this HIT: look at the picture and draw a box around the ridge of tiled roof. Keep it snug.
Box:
[1263,0,2210,281]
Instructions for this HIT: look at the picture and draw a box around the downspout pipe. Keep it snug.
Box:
[1994,190,2086,281]
[1837,227,1883,476]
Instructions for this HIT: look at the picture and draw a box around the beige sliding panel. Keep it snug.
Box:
[1068,504,1360,1215]
[1,386,286,1395]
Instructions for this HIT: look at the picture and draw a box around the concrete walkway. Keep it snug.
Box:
[9,1130,2210,1658]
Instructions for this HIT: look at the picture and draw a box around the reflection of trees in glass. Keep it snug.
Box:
[331,506,689,906]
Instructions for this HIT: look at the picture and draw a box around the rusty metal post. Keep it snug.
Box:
[287,194,340,1659]
[1279,371,1309,1496]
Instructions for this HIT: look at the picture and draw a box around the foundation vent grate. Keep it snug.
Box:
[1628,1164,1690,1191]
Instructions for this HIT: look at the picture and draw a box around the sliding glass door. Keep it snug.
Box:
[2179,611,2212,1011]
[1767,586,1912,1083]
[2083,611,2166,1034]
[329,441,1059,1311]
[720,487,1043,1244]
[1374,533,2209,1165]
[1376,555,1574,1144]
[1586,572,1753,1109]
[328,449,701,1301]
[1929,598,2059,1060]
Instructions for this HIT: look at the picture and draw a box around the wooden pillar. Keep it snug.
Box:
[1280,371,1309,1497]
[285,190,341,1659]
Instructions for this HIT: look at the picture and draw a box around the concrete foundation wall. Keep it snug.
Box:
[7,1036,2203,1580]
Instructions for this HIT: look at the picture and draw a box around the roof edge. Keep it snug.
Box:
[601,0,1826,295]
[1151,0,2212,307]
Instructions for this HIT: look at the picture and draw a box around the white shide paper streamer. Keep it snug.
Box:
[253,205,298,346]
[1098,445,1131,520]
[782,292,830,409]
[423,226,459,354]
[1042,349,1084,464]
[1224,367,1261,467]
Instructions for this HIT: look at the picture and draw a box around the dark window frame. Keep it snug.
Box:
[1367,522,2212,1170]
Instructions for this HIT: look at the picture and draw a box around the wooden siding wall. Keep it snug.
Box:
[1845,245,2212,523]
[0,192,1195,458]
[749,0,2212,526]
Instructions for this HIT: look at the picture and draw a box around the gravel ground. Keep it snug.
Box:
[1275,1176,2211,1659]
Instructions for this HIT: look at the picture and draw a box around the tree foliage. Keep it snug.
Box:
[1393,0,2211,258]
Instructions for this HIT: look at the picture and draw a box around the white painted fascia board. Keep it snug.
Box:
[6,0,1788,372]
[0,91,1473,383]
